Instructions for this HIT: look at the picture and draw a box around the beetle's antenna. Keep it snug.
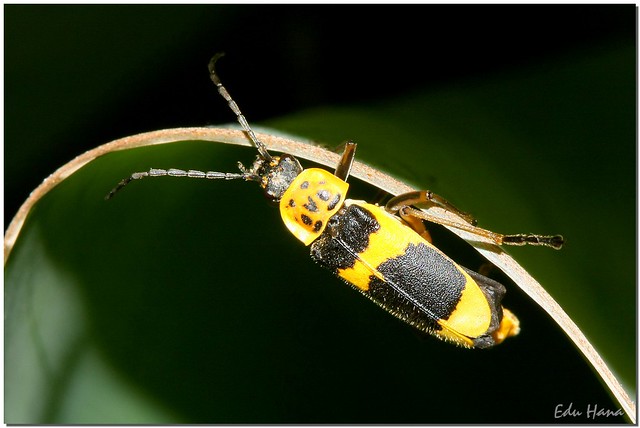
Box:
[105,167,256,200]
[208,53,273,162]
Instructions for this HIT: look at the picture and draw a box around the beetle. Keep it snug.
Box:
[107,53,563,348]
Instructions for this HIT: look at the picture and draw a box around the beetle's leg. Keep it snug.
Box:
[386,190,477,225]
[397,206,564,250]
[397,209,433,242]
[334,141,357,182]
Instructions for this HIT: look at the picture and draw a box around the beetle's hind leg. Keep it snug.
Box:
[397,209,433,242]
[386,190,477,225]
[386,191,564,250]
[388,190,475,244]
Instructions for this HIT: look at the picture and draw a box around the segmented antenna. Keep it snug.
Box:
[105,54,272,200]
[105,168,255,200]
[208,53,272,162]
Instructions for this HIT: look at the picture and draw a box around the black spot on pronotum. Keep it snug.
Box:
[300,181,310,189]
[304,196,319,212]
[301,214,313,226]
[313,220,323,232]
[328,193,341,210]
[317,189,331,201]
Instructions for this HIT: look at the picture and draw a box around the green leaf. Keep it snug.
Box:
[5,43,634,423]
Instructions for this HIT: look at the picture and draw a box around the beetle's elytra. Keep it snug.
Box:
[107,53,563,348]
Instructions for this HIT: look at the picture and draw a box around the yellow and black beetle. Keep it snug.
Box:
[107,53,563,349]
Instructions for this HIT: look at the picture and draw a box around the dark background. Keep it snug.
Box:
[5,4,636,424]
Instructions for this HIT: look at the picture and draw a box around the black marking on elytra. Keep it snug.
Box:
[310,204,380,272]
[367,275,441,332]
[288,199,296,207]
[327,193,342,210]
[317,189,331,202]
[300,181,310,189]
[304,196,319,213]
[301,214,313,226]
[313,220,323,233]
[371,242,465,322]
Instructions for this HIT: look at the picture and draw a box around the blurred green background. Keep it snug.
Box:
[5,4,636,424]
